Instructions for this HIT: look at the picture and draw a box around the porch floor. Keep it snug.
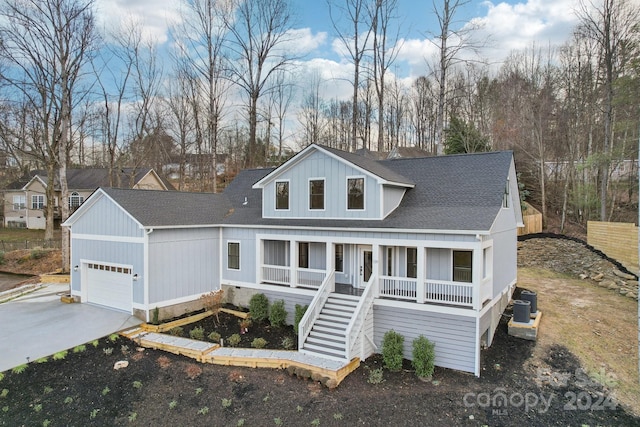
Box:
[335,283,363,297]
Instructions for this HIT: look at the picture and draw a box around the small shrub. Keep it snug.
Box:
[237,419,246,426]
[101,386,110,396]
[0,372,4,382]
[11,364,27,374]
[33,403,42,412]
[412,335,436,379]
[132,381,143,389]
[200,290,224,324]
[249,293,269,323]
[103,348,114,356]
[120,345,129,355]
[0,389,8,398]
[189,326,205,340]
[227,334,241,347]
[73,344,86,353]
[238,318,252,334]
[195,387,203,396]
[43,386,53,394]
[53,350,68,360]
[274,417,283,426]
[2,406,8,413]
[30,247,46,260]
[367,367,385,384]
[311,418,320,426]
[169,400,178,409]
[333,412,343,420]
[42,419,51,427]
[128,412,137,422]
[251,338,267,349]
[168,326,184,337]
[90,409,99,419]
[108,334,119,343]
[63,396,73,404]
[382,330,404,372]
[198,406,209,415]
[281,336,295,350]
[221,398,232,408]
[269,299,287,328]
[294,304,308,335]
[90,340,99,348]
[208,331,222,342]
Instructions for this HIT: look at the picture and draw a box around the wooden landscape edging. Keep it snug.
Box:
[141,310,214,333]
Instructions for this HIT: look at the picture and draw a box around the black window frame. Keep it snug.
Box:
[406,247,417,279]
[275,180,289,210]
[309,179,324,210]
[228,242,240,270]
[347,177,364,210]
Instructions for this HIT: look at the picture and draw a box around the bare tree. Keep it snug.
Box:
[576,0,640,221]
[370,0,402,152]
[268,70,295,161]
[297,71,325,148]
[0,0,96,272]
[224,0,296,167]
[328,0,374,152]
[429,0,483,155]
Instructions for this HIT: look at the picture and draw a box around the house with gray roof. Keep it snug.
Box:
[63,144,523,376]
[2,168,172,229]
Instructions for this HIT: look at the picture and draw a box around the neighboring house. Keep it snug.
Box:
[64,144,523,376]
[3,168,172,229]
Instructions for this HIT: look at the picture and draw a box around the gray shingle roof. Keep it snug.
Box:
[222,150,514,232]
[101,187,232,227]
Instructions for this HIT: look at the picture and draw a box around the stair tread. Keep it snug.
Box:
[306,337,344,349]
[321,309,353,318]
[308,331,346,342]
[303,343,345,356]
[316,316,349,325]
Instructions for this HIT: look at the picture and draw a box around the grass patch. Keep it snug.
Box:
[52,350,68,361]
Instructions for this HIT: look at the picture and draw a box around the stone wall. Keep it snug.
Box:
[587,221,639,274]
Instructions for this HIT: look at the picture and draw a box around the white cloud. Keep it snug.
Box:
[280,28,327,56]
[94,0,181,44]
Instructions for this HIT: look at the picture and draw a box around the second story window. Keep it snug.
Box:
[275,181,289,210]
[347,177,364,210]
[309,179,324,210]
[13,195,25,210]
[31,195,45,209]
[69,192,84,209]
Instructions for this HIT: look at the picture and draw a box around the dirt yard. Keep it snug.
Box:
[0,238,638,426]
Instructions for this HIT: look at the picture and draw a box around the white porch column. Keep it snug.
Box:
[416,246,426,303]
[472,246,483,310]
[326,241,333,273]
[372,242,380,297]
[256,239,263,285]
[290,239,298,288]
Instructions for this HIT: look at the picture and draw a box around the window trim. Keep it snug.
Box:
[13,195,26,210]
[335,244,344,273]
[69,192,84,209]
[298,242,309,269]
[346,176,365,211]
[406,247,417,279]
[502,178,510,208]
[31,194,45,210]
[453,250,473,283]
[275,180,290,211]
[227,241,241,271]
[308,178,325,211]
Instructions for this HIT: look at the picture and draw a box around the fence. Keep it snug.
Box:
[587,221,639,274]
[0,239,61,252]
[518,202,543,236]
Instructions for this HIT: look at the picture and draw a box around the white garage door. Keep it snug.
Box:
[86,263,133,312]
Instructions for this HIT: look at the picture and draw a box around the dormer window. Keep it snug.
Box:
[309,179,324,210]
[275,181,289,210]
[347,177,364,210]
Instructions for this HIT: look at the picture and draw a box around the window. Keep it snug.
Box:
[386,247,394,276]
[12,195,25,210]
[299,242,309,268]
[69,192,84,209]
[335,244,344,272]
[309,179,324,210]
[275,181,289,210]
[503,179,510,208]
[228,242,240,270]
[347,177,364,210]
[31,195,45,210]
[406,247,417,279]
[453,250,472,283]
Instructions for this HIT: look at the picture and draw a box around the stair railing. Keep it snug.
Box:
[298,270,335,352]
[345,273,376,361]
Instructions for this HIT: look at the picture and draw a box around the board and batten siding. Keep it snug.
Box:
[71,194,144,238]
[261,150,382,219]
[373,304,477,374]
[489,226,517,297]
[147,228,219,304]
[70,239,144,303]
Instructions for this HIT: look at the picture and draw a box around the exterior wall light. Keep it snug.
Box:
[133,274,139,281]
[73,265,79,272]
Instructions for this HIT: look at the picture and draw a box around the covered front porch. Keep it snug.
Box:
[255,234,494,311]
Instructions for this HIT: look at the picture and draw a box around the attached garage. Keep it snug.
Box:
[85,262,133,313]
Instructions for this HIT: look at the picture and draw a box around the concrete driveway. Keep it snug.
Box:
[0,283,141,372]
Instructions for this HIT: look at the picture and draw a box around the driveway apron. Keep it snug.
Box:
[0,283,141,372]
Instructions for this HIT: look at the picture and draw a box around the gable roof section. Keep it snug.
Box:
[224,150,515,232]
[5,168,174,192]
[65,187,231,228]
[252,144,415,189]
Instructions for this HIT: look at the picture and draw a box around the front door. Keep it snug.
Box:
[358,245,373,288]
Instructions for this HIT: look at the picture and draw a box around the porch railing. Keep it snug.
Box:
[298,270,335,352]
[261,265,290,286]
[379,276,417,300]
[297,268,326,289]
[424,279,474,307]
[345,273,376,361]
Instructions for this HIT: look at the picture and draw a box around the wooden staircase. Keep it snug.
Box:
[301,293,359,359]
